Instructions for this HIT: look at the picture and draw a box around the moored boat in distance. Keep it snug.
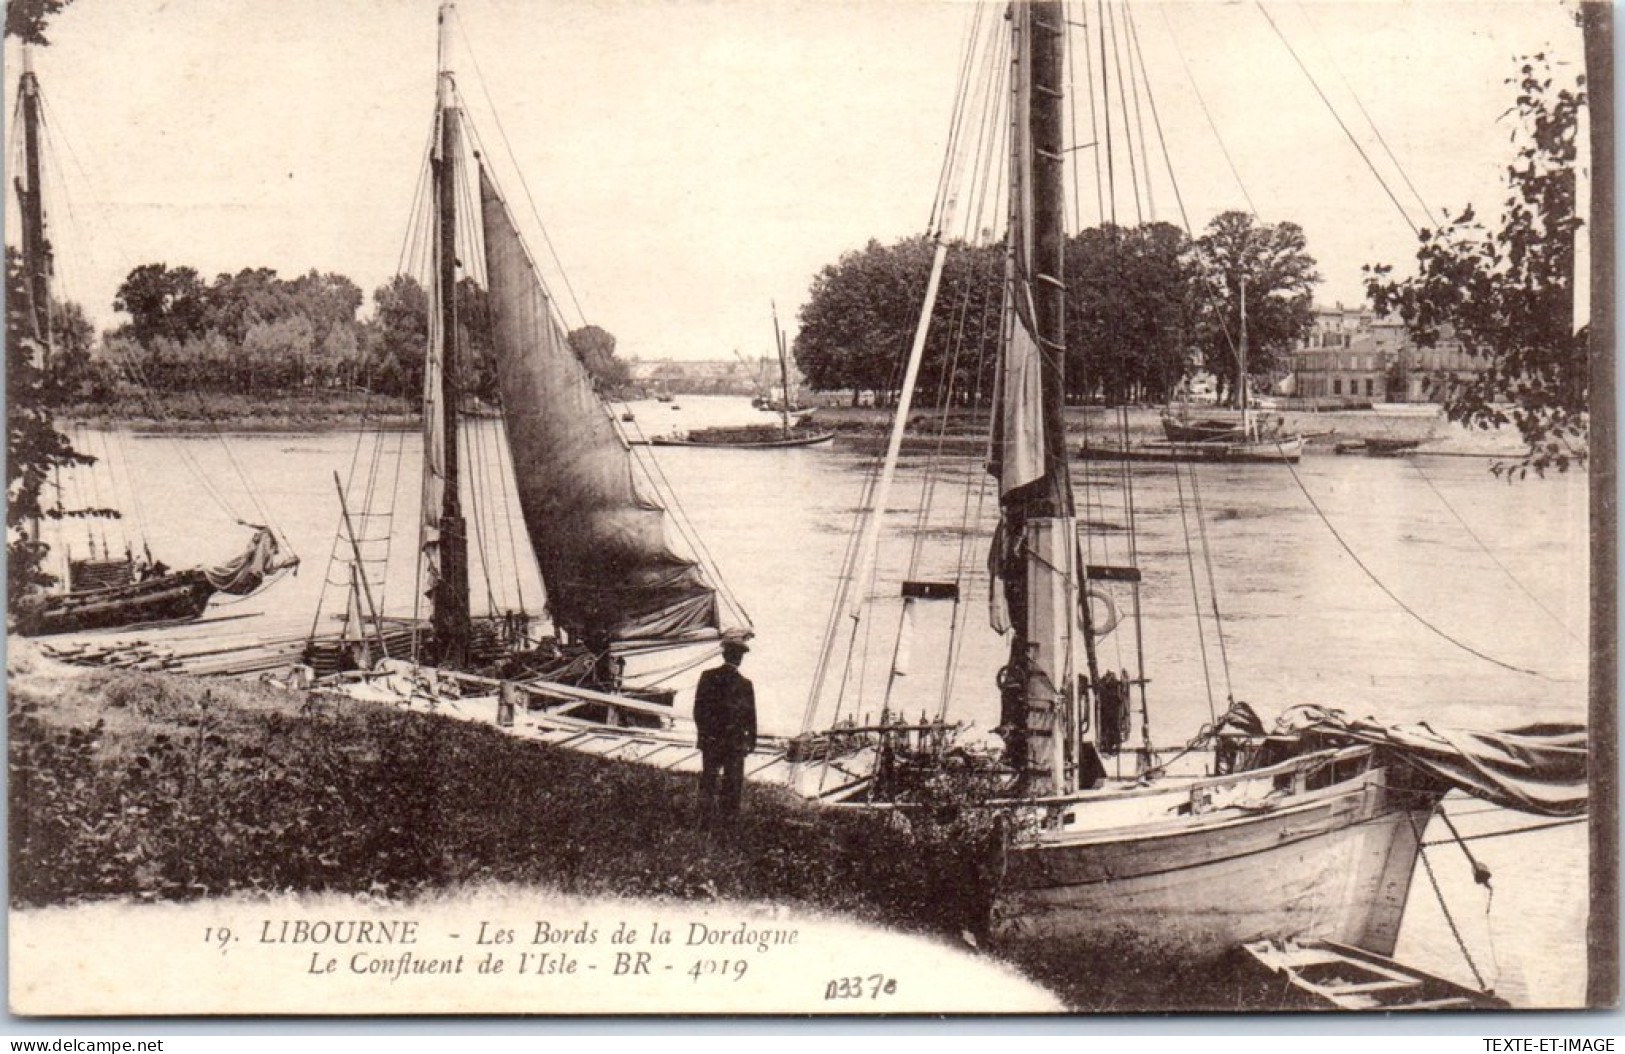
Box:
[1334,437,1427,457]
[8,48,298,640]
[641,309,833,449]
[645,424,834,449]
[1160,412,1244,443]
[1080,433,1304,463]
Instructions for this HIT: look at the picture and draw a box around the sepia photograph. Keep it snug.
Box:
[3,0,1608,1019]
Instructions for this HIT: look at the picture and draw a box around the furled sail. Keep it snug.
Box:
[203,527,297,596]
[1277,706,1588,818]
[986,2,1050,641]
[988,11,1046,502]
[478,167,721,646]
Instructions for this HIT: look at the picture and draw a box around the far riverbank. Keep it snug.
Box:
[59,390,417,433]
[815,403,1537,459]
[58,390,1542,460]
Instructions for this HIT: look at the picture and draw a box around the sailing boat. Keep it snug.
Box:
[1157,279,1303,459]
[1098,289,1300,461]
[1177,275,1304,461]
[7,47,297,638]
[306,3,754,729]
[1135,278,1306,462]
[790,0,1583,984]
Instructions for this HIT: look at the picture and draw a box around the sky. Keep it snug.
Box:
[3,0,1589,361]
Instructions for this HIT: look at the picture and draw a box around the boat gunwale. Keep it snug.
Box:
[1017,764,1409,853]
[816,743,1372,813]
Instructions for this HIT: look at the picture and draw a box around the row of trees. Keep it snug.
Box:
[59,265,628,404]
[794,211,1318,409]
[5,239,632,598]
[107,264,365,393]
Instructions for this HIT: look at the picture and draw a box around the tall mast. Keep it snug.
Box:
[17,45,54,360]
[429,2,471,666]
[772,302,792,438]
[996,0,1084,793]
[1239,273,1249,438]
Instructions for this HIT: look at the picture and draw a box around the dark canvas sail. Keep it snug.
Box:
[478,167,720,645]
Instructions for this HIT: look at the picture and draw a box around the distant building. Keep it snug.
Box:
[625,358,813,398]
[1285,304,1484,405]
[1285,305,1387,404]
[1379,319,1479,403]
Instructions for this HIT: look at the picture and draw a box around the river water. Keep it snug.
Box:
[41,394,1592,1007]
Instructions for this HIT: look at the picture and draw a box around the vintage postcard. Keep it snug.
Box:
[4,0,1607,1018]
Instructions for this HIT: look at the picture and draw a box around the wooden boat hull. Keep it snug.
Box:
[1242,937,1510,1010]
[1080,436,1304,463]
[14,570,215,636]
[992,761,1436,965]
[1161,417,1244,443]
[1335,439,1423,457]
[644,431,835,449]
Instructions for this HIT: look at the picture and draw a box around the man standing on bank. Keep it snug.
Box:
[694,630,757,830]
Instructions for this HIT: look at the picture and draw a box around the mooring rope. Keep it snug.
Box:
[1408,808,1489,992]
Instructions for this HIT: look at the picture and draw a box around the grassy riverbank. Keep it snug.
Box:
[6,645,999,940]
[8,644,1298,1011]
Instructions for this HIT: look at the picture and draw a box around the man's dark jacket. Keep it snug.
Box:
[694,663,756,756]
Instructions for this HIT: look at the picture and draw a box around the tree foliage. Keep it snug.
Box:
[1192,211,1319,406]
[793,218,1304,408]
[796,237,957,406]
[112,263,209,349]
[1365,54,1587,475]
[111,264,368,392]
[366,273,429,398]
[568,324,631,392]
[4,0,71,45]
[1067,222,1203,404]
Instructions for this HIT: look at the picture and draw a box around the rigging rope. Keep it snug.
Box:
[1405,459,1583,645]
[1288,0,1441,229]
[1172,464,1219,723]
[1422,815,1587,847]
[453,18,589,330]
[1156,5,1258,217]
[803,4,1000,736]
[110,428,154,558]
[1105,1,1144,225]
[1279,457,1556,678]
[1118,0,1157,223]
[491,414,530,617]
[1075,2,1106,228]
[1182,466,1233,697]
[1096,0,1121,226]
[28,87,297,560]
[449,148,504,620]
[1253,2,1420,236]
